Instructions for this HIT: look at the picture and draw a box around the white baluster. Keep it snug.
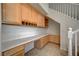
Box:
[59,3,61,13]
[68,27,73,56]
[77,5,79,20]
[75,5,77,20]
[65,4,67,14]
[60,4,62,13]
[60,4,61,13]
[66,4,69,16]
[75,33,77,56]
[73,5,75,19]
[65,4,67,15]
[62,4,64,13]
[57,3,59,13]
[71,4,74,18]
[68,4,71,17]
[53,4,56,11]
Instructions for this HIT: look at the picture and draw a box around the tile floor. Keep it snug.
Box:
[25,43,68,56]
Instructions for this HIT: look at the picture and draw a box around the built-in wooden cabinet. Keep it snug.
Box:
[34,35,49,48]
[49,35,60,44]
[2,45,25,56]
[2,3,48,27]
[21,4,46,27]
[34,35,60,49]
[37,13,45,27]
[2,4,21,25]
[31,7,38,26]
[45,17,48,27]
[21,4,32,25]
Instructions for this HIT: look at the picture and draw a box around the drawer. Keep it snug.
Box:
[3,45,24,56]
[49,35,60,44]
[34,35,49,49]
[12,49,24,56]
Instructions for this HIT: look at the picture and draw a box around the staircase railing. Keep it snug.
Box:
[68,27,79,56]
[49,3,79,20]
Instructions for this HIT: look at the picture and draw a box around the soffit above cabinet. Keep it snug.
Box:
[29,3,47,16]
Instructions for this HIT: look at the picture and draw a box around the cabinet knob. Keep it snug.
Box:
[22,21,25,25]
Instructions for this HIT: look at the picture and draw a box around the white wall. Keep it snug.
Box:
[47,19,60,35]
[2,24,47,52]
[2,25,47,42]
[30,3,47,16]
[39,3,49,14]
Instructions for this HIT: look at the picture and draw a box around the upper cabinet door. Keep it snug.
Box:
[37,13,45,27]
[2,4,6,23]
[37,13,42,27]
[2,4,21,25]
[21,4,31,23]
[41,15,45,27]
[31,8,38,25]
[2,3,46,27]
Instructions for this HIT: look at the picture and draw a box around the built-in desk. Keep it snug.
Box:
[2,34,48,56]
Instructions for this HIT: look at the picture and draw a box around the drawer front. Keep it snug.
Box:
[34,35,49,48]
[49,35,60,44]
[3,45,24,56]
[40,37,48,47]
[12,50,24,56]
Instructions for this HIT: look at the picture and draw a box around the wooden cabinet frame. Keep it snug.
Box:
[2,3,48,27]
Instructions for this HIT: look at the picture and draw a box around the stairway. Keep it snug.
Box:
[47,4,79,55]
[31,3,79,55]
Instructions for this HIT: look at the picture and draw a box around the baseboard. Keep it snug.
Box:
[49,41,60,45]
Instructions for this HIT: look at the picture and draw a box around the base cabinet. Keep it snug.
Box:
[2,45,25,56]
[49,35,60,44]
[34,35,60,49]
[2,35,60,56]
[12,50,24,56]
[34,36,49,49]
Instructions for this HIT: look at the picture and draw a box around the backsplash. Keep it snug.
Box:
[2,24,47,42]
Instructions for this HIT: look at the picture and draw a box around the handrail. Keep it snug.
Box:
[72,3,79,5]
[68,27,79,56]
[73,29,79,34]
